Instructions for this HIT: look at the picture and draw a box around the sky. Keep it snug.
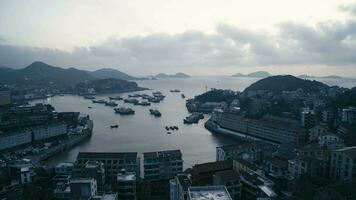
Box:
[1,0,356,77]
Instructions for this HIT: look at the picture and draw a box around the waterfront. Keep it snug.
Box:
[31,76,356,169]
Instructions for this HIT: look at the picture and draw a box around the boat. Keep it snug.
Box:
[149,109,162,117]
[92,99,107,104]
[88,106,92,109]
[170,89,180,93]
[165,126,169,131]
[109,96,123,100]
[169,126,175,130]
[173,126,179,130]
[183,113,202,124]
[105,101,118,107]
[147,97,161,103]
[181,94,185,98]
[167,132,172,134]
[135,101,151,106]
[84,96,96,100]
[114,107,135,115]
[124,98,139,104]
[110,125,119,128]
[128,93,141,98]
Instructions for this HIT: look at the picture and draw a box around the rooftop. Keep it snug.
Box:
[214,170,240,183]
[193,160,232,174]
[56,162,74,168]
[70,177,95,184]
[144,149,182,159]
[77,152,138,160]
[336,146,356,159]
[188,185,232,200]
[117,170,136,181]
[249,115,304,133]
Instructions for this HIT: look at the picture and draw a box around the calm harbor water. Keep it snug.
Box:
[31,76,356,169]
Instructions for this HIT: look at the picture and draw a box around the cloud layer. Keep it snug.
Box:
[1,13,356,75]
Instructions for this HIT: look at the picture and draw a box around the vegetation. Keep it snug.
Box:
[244,75,329,94]
[194,89,239,104]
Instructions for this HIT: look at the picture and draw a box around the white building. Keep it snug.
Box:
[308,124,328,141]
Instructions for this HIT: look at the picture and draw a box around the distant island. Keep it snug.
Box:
[232,71,271,78]
[298,74,343,79]
[90,68,140,80]
[154,72,190,78]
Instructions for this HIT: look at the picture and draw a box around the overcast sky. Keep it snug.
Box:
[1,0,356,77]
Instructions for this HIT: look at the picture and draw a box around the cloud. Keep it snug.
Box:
[340,3,356,16]
[1,16,356,74]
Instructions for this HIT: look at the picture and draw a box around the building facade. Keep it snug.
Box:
[143,150,183,181]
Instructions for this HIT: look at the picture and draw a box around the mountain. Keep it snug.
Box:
[0,61,95,87]
[91,68,138,80]
[232,71,271,78]
[244,75,329,94]
[154,72,190,78]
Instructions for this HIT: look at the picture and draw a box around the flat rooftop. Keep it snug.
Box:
[77,152,138,160]
[144,149,182,159]
[117,171,136,181]
[188,186,232,200]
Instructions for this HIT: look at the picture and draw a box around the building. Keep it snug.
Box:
[74,152,140,183]
[341,107,356,125]
[239,171,277,200]
[70,177,97,200]
[143,150,183,181]
[116,170,136,200]
[55,162,74,175]
[170,174,192,200]
[31,122,67,142]
[92,193,118,200]
[192,160,233,185]
[318,134,345,150]
[216,141,260,162]
[308,124,329,141]
[288,156,322,179]
[210,113,305,147]
[330,146,356,182]
[0,90,11,106]
[188,185,232,200]
[0,129,32,151]
[213,170,241,200]
[322,110,335,123]
[9,159,35,185]
[301,110,316,129]
[83,161,105,188]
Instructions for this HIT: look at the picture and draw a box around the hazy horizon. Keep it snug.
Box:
[1,0,356,77]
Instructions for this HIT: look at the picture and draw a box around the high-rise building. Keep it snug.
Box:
[170,174,192,200]
[117,169,137,200]
[143,150,183,181]
[74,152,140,183]
[70,177,97,200]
